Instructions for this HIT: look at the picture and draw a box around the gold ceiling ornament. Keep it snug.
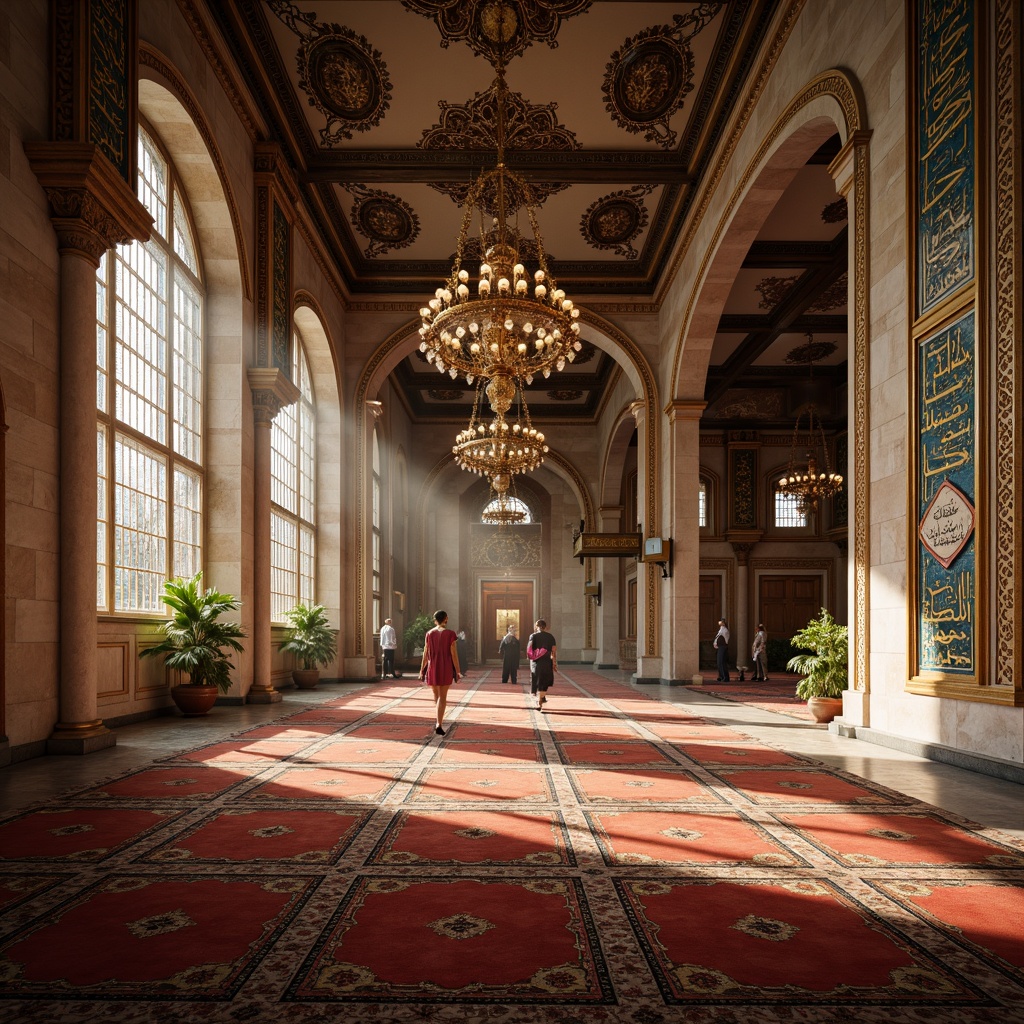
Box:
[418,64,582,391]
[453,375,548,480]
[777,335,844,515]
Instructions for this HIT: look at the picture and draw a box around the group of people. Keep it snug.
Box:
[713,618,769,682]
[414,611,557,734]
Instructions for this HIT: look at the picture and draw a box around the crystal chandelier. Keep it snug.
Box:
[776,336,844,515]
[453,376,548,480]
[418,69,582,389]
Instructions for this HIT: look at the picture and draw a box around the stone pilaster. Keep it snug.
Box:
[26,143,152,753]
[596,505,623,668]
[247,368,301,703]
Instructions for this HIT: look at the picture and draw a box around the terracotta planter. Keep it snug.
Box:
[170,684,219,717]
[807,696,843,724]
[292,668,320,689]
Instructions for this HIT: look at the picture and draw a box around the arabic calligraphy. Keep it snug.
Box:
[917,314,976,675]
[917,0,975,314]
[89,0,130,182]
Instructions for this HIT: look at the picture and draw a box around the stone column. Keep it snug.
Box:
[731,543,755,676]
[247,369,300,703]
[596,505,623,668]
[26,144,152,753]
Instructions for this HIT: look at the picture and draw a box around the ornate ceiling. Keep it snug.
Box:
[209,1,846,425]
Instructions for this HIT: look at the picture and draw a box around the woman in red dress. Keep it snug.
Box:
[418,609,461,735]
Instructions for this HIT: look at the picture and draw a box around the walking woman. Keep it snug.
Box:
[418,609,461,735]
[527,618,557,710]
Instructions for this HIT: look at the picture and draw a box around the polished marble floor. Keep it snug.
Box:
[2,669,1021,839]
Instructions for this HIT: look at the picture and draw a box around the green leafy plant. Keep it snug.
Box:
[140,573,247,693]
[403,612,434,656]
[787,607,849,699]
[278,603,338,670]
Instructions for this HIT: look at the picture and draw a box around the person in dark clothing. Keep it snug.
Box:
[714,618,731,682]
[498,624,521,685]
[527,618,557,710]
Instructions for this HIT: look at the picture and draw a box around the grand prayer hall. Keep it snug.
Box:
[0,2,1021,1022]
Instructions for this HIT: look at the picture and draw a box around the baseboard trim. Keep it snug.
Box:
[848,727,1024,785]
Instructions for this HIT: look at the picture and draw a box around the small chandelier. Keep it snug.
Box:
[418,68,582,387]
[481,474,528,527]
[453,376,547,479]
[777,335,844,515]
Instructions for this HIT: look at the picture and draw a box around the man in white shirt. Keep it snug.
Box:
[714,618,731,682]
[380,618,398,679]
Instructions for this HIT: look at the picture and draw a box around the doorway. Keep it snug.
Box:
[757,575,823,640]
[480,580,534,663]
[699,575,723,669]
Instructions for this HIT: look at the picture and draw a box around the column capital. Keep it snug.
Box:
[26,141,152,265]
[828,129,872,196]
[248,367,301,425]
[665,399,706,422]
[628,399,645,424]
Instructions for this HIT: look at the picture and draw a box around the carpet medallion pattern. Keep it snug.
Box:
[0,669,1021,1023]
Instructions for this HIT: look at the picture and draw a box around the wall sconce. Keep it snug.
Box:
[583,580,602,606]
[642,537,673,579]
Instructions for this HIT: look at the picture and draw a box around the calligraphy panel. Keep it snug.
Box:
[916,311,976,675]
[916,0,975,316]
[89,0,131,183]
[272,200,290,371]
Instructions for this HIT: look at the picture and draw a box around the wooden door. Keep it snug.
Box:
[480,581,534,663]
[757,575,823,640]
[699,576,722,668]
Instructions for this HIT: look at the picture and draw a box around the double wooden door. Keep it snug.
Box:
[757,575,822,639]
[480,581,534,662]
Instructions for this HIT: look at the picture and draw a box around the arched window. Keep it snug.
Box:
[698,478,708,528]
[270,335,316,620]
[774,481,808,528]
[372,428,382,634]
[481,495,533,524]
[96,125,203,612]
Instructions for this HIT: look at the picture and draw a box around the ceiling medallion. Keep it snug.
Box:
[419,81,579,211]
[755,274,798,311]
[821,197,848,223]
[602,5,720,148]
[347,185,420,258]
[806,273,848,313]
[428,388,464,401]
[268,1,391,146]
[402,0,592,65]
[547,389,583,401]
[580,185,656,259]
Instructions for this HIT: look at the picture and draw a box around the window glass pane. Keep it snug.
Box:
[97,426,107,609]
[173,466,202,579]
[270,511,297,621]
[172,275,203,462]
[113,434,167,612]
[115,239,168,445]
[96,254,108,414]
[698,481,707,528]
[137,128,167,238]
[299,525,315,605]
[775,488,807,528]
[271,400,298,514]
[172,189,198,275]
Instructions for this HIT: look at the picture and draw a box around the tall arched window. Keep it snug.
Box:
[372,429,382,634]
[270,335,317,620]
[96,125,203,612]
[698,478,708,528]
[481,495,533,523]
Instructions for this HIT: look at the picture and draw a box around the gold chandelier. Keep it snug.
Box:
[418,68,582,388]
[453,375,547,480]
[777,336,844,515]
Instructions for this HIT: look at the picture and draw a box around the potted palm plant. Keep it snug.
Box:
[278,602,338,689]
[787,607,849,723]
[140,573,247,716]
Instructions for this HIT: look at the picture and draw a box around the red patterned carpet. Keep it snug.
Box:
[0,669,1022,1023]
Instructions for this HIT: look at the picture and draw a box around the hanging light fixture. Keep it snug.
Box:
[418,63,582,393]
[453,377,548,480]
[776,335,844,515]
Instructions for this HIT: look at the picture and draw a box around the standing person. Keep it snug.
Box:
[751,623,768,681]
[714,618,731,682]
[418,610,461,735]
[527,618,557,710]
[498,624,521,685]
[379,617,398,679]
